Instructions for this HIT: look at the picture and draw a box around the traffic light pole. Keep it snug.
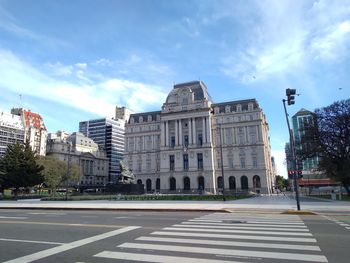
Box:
[283,99,301,211]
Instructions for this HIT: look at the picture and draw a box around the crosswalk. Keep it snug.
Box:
[93,213,328,263]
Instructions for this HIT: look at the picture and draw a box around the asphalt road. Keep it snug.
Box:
[0,209,349,263]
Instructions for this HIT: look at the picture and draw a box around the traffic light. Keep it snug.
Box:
[288,170,294,179]
[286,88,296,105]
[297,170,303,178]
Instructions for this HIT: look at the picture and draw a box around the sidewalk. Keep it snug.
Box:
[0,194,349,213]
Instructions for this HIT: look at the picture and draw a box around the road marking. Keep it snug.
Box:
[95,251,246,263]
[340,223,349,226]
[115,216,132,219]
[3,226,140,263]
[0,216,28,219]
[136,236,321,251]
[346,227,350,230]
[163,227,312,236]
[189,219,305,225]
[0,238,64,245]
[80,216,98,218]
[151,231,317,242]
[0,220,129,229]
[182,221,308,228]
[28,212,66,216]
[118,243,328,262]
[175,224,309,232]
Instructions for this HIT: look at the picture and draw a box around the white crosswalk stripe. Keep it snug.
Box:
[94,213,328,263]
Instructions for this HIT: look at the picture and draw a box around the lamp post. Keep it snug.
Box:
[65,141,72,201]
[282,92,301,211]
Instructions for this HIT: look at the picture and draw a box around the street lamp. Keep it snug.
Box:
[283,89,301,211]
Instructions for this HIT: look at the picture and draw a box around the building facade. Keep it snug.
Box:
[79,114,126,183]
[0,111,25,158]
[124,81,275,194]
[46,131,109,187]
[291,108,333,188]
[11,108,47,156]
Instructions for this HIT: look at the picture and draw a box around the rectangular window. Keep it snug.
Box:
[171,136,175,148]
[197,153,203,170]
[240,158,245,168]
[169,155,175,171]
[184,135,189,147]
[228,157,234,168]
[253,157,257,168]
[183,154,189,171]
[197,133,203,146]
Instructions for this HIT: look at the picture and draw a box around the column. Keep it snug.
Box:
[202,117,206,144]
[161,121,165,147]
[165,121,169,147]
[206,117,211,143]
[175,120,178,146]
[192,118,196,145]
[179,120,183,145]
[188,118,192,145]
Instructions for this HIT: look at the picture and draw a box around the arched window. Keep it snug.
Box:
[183,177,190,190]
[156,178,160,190]
[253,175,261,188]
[241,176,248,190]
[137,179,142,185]
[198,176,205,190]
[229,176,236,190]
[146,179,152,192]
[170,177,176,191]
[217,176,223,189]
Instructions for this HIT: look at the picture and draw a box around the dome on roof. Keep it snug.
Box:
[165,81,212,105]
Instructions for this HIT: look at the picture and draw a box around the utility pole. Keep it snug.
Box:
[283,88,301,210]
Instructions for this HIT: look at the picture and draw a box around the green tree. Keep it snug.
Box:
[39,156,82,196]
[0,142,44,197]
[299,99,350,195]
[275,175,289,190]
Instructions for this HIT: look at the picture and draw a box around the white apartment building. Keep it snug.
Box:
[124,81,275,194]
[11,108,47,156]
[0,111,25,158]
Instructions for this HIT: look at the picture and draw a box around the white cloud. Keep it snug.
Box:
[0,49,167,118]
[310,20,350,61]
[271,149,287,178]
[0,6,70,48]
[219,0,350,83]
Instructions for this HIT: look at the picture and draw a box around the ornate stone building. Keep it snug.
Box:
[46,131,109,188]
[124,81,275,194]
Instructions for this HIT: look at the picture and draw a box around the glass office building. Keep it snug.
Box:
[79,118,125,183]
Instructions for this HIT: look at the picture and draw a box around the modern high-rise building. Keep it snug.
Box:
[292,109,320,170]
[290,108,334,188]
[0,111,25,158]
[79,116,126,183]
[124,81,275,194]
[11,108,47,156]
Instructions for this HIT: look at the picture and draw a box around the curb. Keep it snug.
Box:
[281,210,317,215]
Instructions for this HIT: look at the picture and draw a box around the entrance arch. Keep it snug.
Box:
[241,175,248,190]
[170,177,176,191]
[183,177,190,190]
[146,179,152,192]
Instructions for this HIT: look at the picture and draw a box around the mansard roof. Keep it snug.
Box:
[128,110,161,124]
[212,99,259,113]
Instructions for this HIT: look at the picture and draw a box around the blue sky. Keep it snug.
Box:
[0,0,349,177]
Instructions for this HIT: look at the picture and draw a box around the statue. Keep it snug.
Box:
[118,161,135,184]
